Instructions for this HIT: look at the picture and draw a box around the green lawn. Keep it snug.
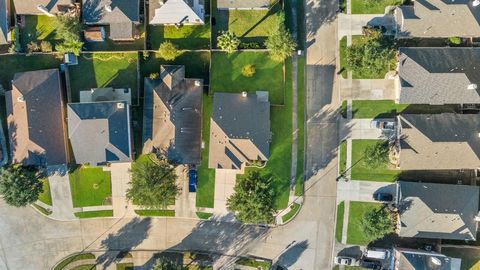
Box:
[134,209,175,217]
[20,15,58,50]
[196,211,214,219]
[69,167,112,207]
[38,178,52,206]
[442,247,480,270]
[347,201,383,245]
[294,56,305,196]
[84,26,145,51]
[148,23,210,50]
[282,203,301,223]
[351,100,459,119]
[210,51,284,105]
[116,263,134,270]
[335,202,345,242]
[351,0,403,14]
[351,139,399,182]
[339,35,364,79]
[69,53,139,103]
[54,253,96,270]
[236,258,271,270]
[33,203,52,216]
[70,265,96,270]
[75,210,114,219]
[339,141,347,175]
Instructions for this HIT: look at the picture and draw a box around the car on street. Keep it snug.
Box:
[188,169,197,192]
[370,119,395,130]
[334,256,359,266]
[373,192,393,202]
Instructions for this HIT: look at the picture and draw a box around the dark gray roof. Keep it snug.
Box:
[13,0,74,15]
[396,249,461,270]
[0,0,8,45]
[67,101,132,165]
[6,69,68,166]
[142,65,203,164]
[398,48,480,105]
[398,181,479,240]
[217,0,270,9]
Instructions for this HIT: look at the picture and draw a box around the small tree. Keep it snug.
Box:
[217,31,240,54]
[126,158,180,209]
[40,41,53,52]
[0,164,42,207]
[151,258,183,270]
[158,41,181,61]
[241,64,256,77]
[361,207,395,241]
[363,140,390,168]
[227,171,276,224]
[54,15,83,56]
[265,13,296,62]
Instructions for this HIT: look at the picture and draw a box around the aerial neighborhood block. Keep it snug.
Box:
[13,0,75,15]
[6,69,68,166]
[217,0,270,10]
[142,65,203,165]
[0,0,9,45]
[149,0,205,25]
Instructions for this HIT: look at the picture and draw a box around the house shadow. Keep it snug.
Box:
[274,240,309,269]
[337,245,363,259]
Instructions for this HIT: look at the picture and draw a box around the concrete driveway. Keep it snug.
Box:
[340,79,396,100]
[338,14,396,40]
[47,165,76,220]
[108,162,135,218]
[174,165,196,218]
[213,169,241,214]
[337,180,396,203]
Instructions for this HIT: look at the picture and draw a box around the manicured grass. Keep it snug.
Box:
[347,201,383,245]
[0,54,62,90]
[84,26,145,51]
[54,253,96,270]
[32,203,52,216]
[281,203,301,223]
[149,23,211,50]
[335,202,345,242]
[210,51,284,105]
[339,36,347,78]
[75,210,113,219]
[196,211,214,219]
[339,141,347,175]
[294,56,305,196]
[351,140,399,182]
[116,263,134,270]
[236,258,271,270]
[69,167,112,207]
[38,178,52,206]
[351,100,459,119]
[70,265,96,270]
[69,53,139,103]
[20,15,58,50]
[196,95,215,208]
[340,100,347,118]
[134,209,175,217]
[442,247,480,270]
[351,0,403,14]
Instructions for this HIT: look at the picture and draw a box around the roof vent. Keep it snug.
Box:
[195,80,201,87]
[241,91,247,97]
[117,102,125,109]
[474,0,480,7]
[468,83,477,90]
[105,5,112,12]
[430,257,442,266]
[17,96,25,102]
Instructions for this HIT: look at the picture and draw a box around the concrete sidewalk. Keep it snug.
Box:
[48,165,76,220]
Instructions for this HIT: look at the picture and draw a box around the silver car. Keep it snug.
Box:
[334,256,359,266]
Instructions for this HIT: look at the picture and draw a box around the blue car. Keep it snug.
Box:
[189,169,198,192]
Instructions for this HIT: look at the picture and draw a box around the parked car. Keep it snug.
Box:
[373,192,393,202]
[334,256,359,266]
[370,119,395,130]
[188,169,197,192]
[360,260,382,269]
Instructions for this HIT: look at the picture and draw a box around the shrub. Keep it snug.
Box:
[241,64,256,77]
[265,13,297,62]
[448,36,462,45]
[149,73,159,80]
[240,42,261,49]
[158,41,180,61]
[217,31,240,54]
[0,165,42,207]
[363,140,390,168]
[27,41,40,53]
[40,41,53,52]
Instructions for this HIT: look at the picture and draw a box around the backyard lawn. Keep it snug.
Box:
[351,0,403,14]
[69,167,112,207]
[336,201,345,242]
[69,53,139,103]
[20,15,58,50]
[148,23,210,50]
[38,178,52,206]
[351,139,399,182]
[210,51,284,105]
[442,247,480,270]
[351,100,460,119]
[347,201,384,245]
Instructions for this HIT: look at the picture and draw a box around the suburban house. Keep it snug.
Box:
[0,0,9,45]
[208,91,271,170]
[217,0,270,10]
[79,87,132,105]
[82,0,140,41]
[5,69,68,166]
[395,113,480,171]
[393,248,462,270]
[67,101,132,166]
[142,65,203,164]
[396,47,480,105]
[13,0,75,15]
[394,0,480,38]
[396,181,479,241]
[149,0,204,25]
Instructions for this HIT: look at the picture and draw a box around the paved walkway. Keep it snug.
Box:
[48,165,76,220]
[174,165,196,218]
[107,162,135,218]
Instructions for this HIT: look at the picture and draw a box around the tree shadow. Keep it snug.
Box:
[274,240,309,268]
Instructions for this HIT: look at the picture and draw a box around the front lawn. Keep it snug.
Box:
[351,139,399,182]
[38,178,52,206]
[336,201,345,242]
[351,100,460,119]
[351,0,403,14]
[75,210,113,219]
[294,56,305,196]
[69,167,112,207]
[281,203,301,223]
[134,209,175,217]
[339,140,347,175]
[69,53,139,103]
[20,15,58,50]
[347,201,383,245]
[148,23,210,50]
[210,51,284,105]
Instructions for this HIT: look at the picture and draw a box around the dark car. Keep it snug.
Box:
[360,260,382,270]
[188,169,197,192]
[373,192,393,202]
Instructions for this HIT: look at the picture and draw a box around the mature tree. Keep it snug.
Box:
[54,15,83,56]
[158,41,181,61]
[361,207,395,241]
[227,171,276,224]
[217,31,240,54]
[265,13,296,62]
[151,258,183,270]
[345,28,396,78]
[127,158,179,209]
[0,164,42,207]
[363,140,390,168]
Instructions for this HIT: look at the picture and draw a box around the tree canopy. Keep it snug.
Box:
[0,164,42,207]
[217,31,240,54]
[54,15,83,56]
[227,171,276,224]
[360,207,395,241]
[265,13,296,62]
[126,158,179,209]
[363,140,390,168]
[151,258,183,270]
[158,41,181,61]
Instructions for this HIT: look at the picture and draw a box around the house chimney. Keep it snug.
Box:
[117,102,125,109]
[17,96,25,102]
[430,257,442,266]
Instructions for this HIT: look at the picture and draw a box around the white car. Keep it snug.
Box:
[370,119,395,130]
[334,256,359,266]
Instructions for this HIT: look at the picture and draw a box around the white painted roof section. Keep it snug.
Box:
[150,0,204,25]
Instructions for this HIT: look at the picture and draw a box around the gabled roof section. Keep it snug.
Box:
[398,47,480,105]
[0,0,8,45]
[6,69,68,166]
[67,101,132,165]
[13,0,74,15]
[395,248,462,270]
[150,0,204,25]
[208,92,271,169]
[217,0,270,9]
[398,181,479,241]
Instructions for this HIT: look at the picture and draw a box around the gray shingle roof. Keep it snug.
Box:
[398,47,480,105]
[67,101,132,165]
[13,0,74,15]
[398,181,479,241]
[217,0,270,9]
[395,248,462,270]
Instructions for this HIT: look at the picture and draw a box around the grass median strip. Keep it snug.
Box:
[281,203,301,223]
[53,253,95,270]
[75,210,113,219]
[38,178,52,206]
[196,212,214,220]
[335,201,345,242]
[134,209,175,217]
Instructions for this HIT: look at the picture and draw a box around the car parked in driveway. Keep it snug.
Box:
[334,256,359,266]
[373,192,393,202]
[188,169,197,192]
[370,119,395,130]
